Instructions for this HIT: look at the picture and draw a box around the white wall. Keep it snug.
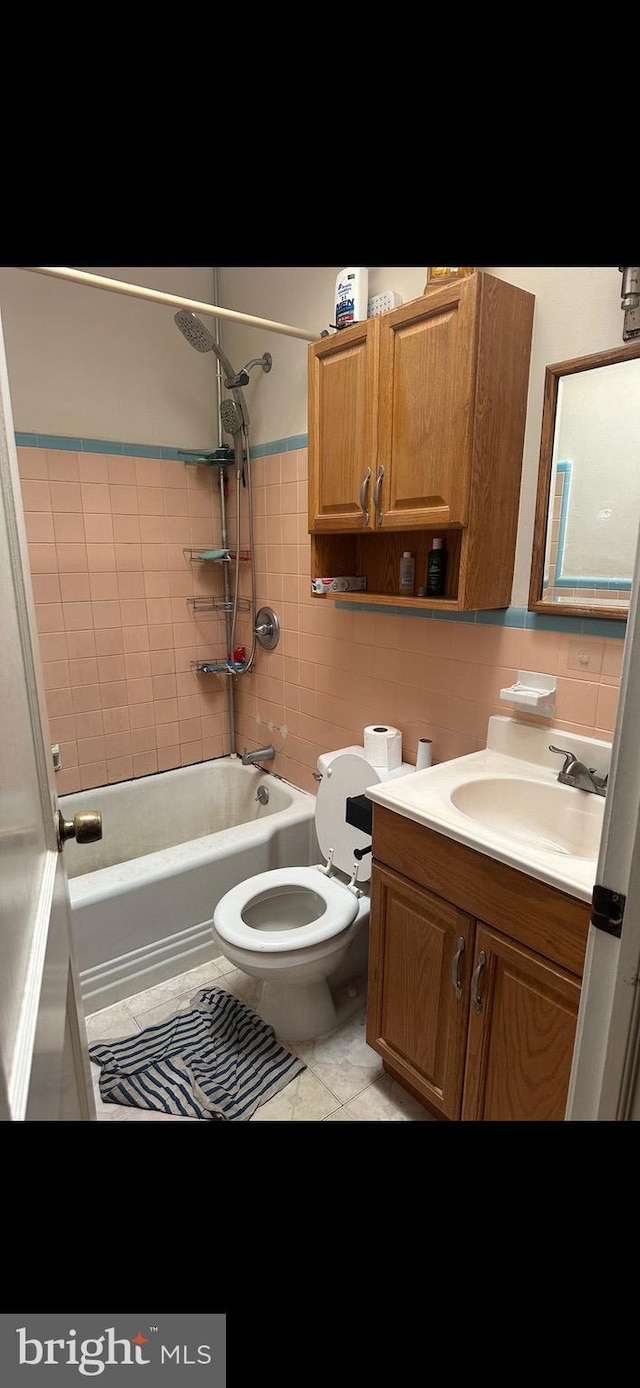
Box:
[0,266,218,448]
[0,264,628,606]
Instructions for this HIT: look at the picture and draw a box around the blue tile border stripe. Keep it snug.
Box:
[14,431,627,639]
[335,600,627,638]
[14,430,309,459]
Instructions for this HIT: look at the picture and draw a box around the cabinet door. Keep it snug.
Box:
[308,317,380,532]
[461,924,582,1122]
[367,863,474,1121]
[375,283,478,530]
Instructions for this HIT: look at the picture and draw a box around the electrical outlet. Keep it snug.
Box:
[368,291,403,317]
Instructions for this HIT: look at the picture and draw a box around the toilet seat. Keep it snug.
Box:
[213,866,359,952]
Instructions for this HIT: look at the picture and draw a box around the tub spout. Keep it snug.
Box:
[241,745,275,766]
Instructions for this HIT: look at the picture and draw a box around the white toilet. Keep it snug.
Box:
[212,746,413,1040]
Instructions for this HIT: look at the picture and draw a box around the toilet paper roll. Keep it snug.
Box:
[364,725,403,771]
[416,739,433,771]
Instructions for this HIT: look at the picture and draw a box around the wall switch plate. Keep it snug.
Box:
[368,291,403,317]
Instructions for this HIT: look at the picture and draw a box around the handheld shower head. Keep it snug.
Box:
[220,399,243,436]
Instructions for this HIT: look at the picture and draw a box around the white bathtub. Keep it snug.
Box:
[60,757,318,1013]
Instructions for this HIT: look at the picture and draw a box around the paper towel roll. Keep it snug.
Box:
[416,738,433,771]
[364,725,403,770]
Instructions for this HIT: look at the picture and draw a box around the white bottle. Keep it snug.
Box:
[334,267,368,329]
[399,551,415,594]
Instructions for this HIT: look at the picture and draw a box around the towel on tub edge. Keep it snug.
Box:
[88,985,306,1121]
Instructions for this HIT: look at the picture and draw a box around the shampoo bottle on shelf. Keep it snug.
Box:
[399,551,415,595]
[334,267,368,329]
[426,538,447,597]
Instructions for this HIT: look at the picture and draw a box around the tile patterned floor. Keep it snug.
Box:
[85,957,436,1123]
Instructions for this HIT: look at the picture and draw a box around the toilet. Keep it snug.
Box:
[212,746,413,1040]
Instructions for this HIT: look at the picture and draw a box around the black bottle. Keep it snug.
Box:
[427,538,447,597]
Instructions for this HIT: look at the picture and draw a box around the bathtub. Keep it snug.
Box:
[60,757,318,1013]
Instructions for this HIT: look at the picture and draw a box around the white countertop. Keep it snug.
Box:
[365,717,612,904]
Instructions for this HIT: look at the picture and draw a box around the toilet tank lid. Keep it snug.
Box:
[316,747,414,782]
[316,746,369,775]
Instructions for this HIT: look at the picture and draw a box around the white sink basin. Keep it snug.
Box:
[449,776,603,858]
[365,718,613,902]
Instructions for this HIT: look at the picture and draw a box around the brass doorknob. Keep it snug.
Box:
[57,809,102,846]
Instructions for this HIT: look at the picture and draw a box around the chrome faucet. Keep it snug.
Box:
[549,745,608,797]
[241,745,275,766]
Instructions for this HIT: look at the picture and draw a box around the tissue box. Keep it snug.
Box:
[311,576,367,594]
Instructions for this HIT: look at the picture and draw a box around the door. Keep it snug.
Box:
[307,316,380,532]
[0,312,96,1121]
[462,925,581,1122]
[375,282,477,530]
[566,523,640,1120]
[367,863,474,1120]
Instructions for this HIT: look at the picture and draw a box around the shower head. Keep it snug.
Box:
[220,399,244,436]
[174,310,217,353]
[174,309,250,429]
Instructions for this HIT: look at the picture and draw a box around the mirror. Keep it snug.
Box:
[529,340,640,621]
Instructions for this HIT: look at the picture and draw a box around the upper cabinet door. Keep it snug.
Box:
[375,283,477,530]
[308,317,380,532]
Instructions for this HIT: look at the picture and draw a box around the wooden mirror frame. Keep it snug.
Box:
[528,340,640,622]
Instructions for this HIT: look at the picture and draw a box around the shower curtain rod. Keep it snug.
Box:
[17,267,320,343]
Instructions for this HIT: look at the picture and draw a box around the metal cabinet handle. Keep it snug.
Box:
[451,935,465,999]
[471,950,487,1012]
[359,467,371,525]
[373,465,385,524]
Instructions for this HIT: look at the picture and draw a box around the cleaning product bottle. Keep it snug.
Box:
[427,538,447,596]
[399,551,415,595]
[334,267,368,329]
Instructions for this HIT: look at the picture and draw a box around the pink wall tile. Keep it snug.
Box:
[25,512,55,543]
[84,513,114,543]
[135,457,163,487]
[86,543,115,571]
[69,657,99,687]
[20,444,628,794]
[60,574,90,603]
[113,514,141,543]
[110,485,139,514]
[78,455,108,482]
[75,710,105,739]
[95,628,124,656]
[19,449,49,479]
[56,543,88,572]
[54,513,85,543]
[22,478,52,511]
[31,573,61,604]
[108,456,137,485]
[80,761,108,789]
[46,450,79,482]
[50,481,82,512]
[133,750,158,777]
[81,483,111,512]
[595,683,619,733]
[103,706,131,735]
[29,544,58,572]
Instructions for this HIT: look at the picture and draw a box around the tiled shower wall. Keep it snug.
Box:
[19,441,626,798]
[19,446,231,793]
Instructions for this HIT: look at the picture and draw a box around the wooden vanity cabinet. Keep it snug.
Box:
[367,806,589,1122]
[308,272,535,612]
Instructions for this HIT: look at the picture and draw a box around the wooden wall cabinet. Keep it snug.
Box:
[308,272,535,612]
[367,806,588,1122]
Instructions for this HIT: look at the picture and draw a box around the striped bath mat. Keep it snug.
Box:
[89,986,306,1121]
